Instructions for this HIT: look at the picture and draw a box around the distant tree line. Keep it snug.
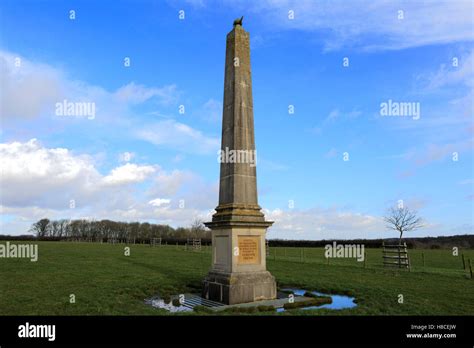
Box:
[1,219,472,249]
[25,218,211,243]
[268,235,474,249]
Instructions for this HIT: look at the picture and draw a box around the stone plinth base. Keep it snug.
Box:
[202,270,276,305]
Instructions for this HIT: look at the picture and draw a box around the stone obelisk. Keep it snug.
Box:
[202,17,277,305]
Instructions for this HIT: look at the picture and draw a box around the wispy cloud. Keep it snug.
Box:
[0,50,180,122]
[325,108,362,123]
[264,207,385,240]
[458,179,474,185]
[135,119,219,155]
[114,82,179,106]
[241,0,474,51]
[195,98,222,123]
[418,50,474,91]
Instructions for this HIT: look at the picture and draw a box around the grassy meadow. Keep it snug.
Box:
[0,241,473,315]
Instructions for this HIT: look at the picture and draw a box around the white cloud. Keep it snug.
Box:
[0,51,180,122]
[200,98,222,123]
[423,50,474,91]
[382,50,473,175]
[135,119,219,154]
[146,169,218,210]
[325,108,362,122]
[414,139,473,167]
[0,51,63,119]
[114,82,179,105]
[148,198,171,207]
[0,139,217,235]
[102,163,156,185]
[327,109,340,121]
[0,139,153,209]
[0,50,218,160]
[244,0,474,51]
[184,0,206,8]
[458,179,474,185]
[264,207,385,240]
[0,138,455,240]
[262,205,464,240]
[172,154,185,163]
[307,108,363,136]
[0,139,100,208]
[417,50,474,122]
[148,170,196,197]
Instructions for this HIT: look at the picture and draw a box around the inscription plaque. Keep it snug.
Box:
[237,236,260,264]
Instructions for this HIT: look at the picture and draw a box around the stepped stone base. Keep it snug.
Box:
[202,271,277,305]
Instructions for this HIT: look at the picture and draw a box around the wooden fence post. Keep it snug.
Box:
[469,259,473,279]
[422,252,425,267]
[462,254,465,270]
[200,251,204,275]
[364,251,367,268]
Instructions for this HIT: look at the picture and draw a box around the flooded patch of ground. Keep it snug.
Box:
[145,288,356,313]
[145,294,222,313]
[277,288,357,312]
[144,297,192,313]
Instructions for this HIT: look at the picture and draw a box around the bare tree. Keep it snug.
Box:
[50,220,60,237]
[384,206,423,244]
[30,218,50,237]
[58,219,70,238]
[190,219,205,238]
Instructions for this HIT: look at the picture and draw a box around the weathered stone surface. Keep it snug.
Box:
[206,24,270,227]
[219,25,258,209]
[202,20,276,305]
[203,271,276,305]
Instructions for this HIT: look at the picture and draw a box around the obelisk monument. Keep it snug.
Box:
[202,17,277,305]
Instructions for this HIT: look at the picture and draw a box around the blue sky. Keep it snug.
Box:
[0,0,473,240]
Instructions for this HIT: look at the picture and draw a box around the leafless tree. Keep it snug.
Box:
[384,206,424,244]
[189,219,205,238]
[30,218,50,237]
[58,219,70,238]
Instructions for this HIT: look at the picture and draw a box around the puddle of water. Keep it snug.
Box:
[277,288,357,312]
[145,297,192,313]
[145,288,356,313]
[145,294,224,312]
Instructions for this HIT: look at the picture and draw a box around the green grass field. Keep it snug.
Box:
[1,241,473,315]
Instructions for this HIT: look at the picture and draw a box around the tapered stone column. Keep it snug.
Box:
[202,18,277,305]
